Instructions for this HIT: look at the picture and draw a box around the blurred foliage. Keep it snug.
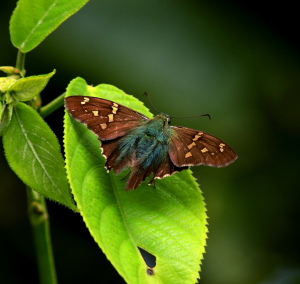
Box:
[1,1,299,284]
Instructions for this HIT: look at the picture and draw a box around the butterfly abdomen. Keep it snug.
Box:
[126,137,170,190]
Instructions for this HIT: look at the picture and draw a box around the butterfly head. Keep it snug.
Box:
[155,113,171,125]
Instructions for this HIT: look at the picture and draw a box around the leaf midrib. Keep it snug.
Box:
[15,105,60,192]
[20,0,59,49]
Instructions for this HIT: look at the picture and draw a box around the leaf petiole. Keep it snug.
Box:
[15,50,26,77]
[40,92,66,118]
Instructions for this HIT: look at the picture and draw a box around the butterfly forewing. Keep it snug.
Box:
[65,96,149,140]
[169,126,238,167]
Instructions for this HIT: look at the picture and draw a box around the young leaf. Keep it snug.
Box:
[0,103,13,136]
[10,0,89,53]
[8,70,55,101]
[0,76,18,93]
[0,66,19,75]
[3,102,76,210]
[64,78,208,283]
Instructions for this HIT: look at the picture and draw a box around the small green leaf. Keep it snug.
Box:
[0,76,18,93]
[64,78,208,283]
[0,66,20,76]
[0,103,13,136]
[8,70,55,101]
[3,102,76,210]
[10,0,89,53]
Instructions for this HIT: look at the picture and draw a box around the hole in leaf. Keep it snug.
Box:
[138,247,156,268]
[147,268,155,276]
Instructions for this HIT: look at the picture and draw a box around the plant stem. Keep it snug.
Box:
[40,92,66,118]
[16,48,57,283]
[15,50,26,77]
[26,187,58,284]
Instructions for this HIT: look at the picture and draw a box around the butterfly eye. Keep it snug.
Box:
[167,116,171,124]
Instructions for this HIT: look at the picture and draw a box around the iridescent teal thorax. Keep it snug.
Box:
[117,113,172,170]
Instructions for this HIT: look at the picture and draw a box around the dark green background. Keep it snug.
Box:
[1,1,299,283]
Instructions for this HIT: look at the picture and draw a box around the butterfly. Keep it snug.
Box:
[65,96,238,190]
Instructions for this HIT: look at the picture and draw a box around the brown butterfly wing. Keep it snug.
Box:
[65,96,149,141]
[125,154,187,190]
[100,138,127,173]
[169,126,238,168]
[154,156,187,179]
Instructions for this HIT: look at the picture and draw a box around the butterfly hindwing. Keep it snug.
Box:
[101,138,134,176]
[154,155,187,179]
[65,96,149,140]
[169,126,238,168]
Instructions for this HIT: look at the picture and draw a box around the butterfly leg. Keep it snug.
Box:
[152,179,156,189]
[148,175,157,188]
[121,170,131,181]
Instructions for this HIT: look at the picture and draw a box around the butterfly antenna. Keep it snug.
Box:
[172,113,211,120]
[144,92,160,114]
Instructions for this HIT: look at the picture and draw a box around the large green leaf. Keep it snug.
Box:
[64,77,208,283]
[10,0,89,53]
[3,102,76,210]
